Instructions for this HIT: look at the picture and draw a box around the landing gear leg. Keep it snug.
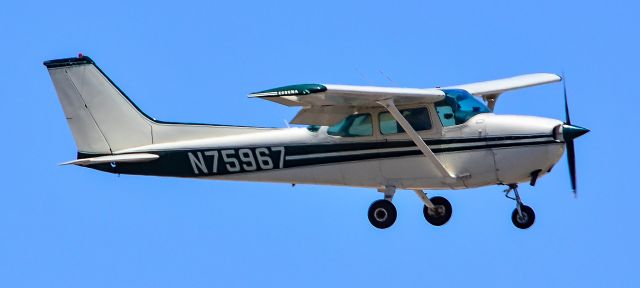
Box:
[368,186,397,229]
[504,184,535,229]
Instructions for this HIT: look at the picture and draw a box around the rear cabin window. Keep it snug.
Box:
[327,113,373,137]
[379,107,432,135]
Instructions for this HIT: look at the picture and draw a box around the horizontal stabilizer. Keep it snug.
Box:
[61,153,159,166]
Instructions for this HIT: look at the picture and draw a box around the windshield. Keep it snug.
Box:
[435,89,490,126]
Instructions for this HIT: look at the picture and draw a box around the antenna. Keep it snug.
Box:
[379,70,396,85]
[355,68,370,83]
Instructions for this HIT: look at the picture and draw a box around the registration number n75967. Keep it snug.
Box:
[187,147,285,175]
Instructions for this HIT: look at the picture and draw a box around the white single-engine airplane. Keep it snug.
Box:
[44,55,589,229]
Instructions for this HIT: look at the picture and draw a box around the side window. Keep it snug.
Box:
[379,107,432,135]
[435,102,457,127]
[327,113,373,137]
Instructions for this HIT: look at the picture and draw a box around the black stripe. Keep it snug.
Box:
[79,134,552,158]
[285,134,552,156]
[83,138,560,177]
[76,135,552,160]
[286,140,559,168]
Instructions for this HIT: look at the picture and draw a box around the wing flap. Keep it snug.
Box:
[290,106,356,126]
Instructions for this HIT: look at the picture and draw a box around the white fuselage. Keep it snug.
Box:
[118,112,565,190]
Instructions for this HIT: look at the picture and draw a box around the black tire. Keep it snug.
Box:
[368,199,397,229]
[511,205,535,229]
[423,196,452,226]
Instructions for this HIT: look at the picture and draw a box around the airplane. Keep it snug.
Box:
[44,55,589,230]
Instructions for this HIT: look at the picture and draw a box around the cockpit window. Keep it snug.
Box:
[379,107,431,135]
[327,113,373,137]
[435,89,490,127]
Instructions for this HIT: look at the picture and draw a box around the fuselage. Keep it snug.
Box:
[88,112,565,190]
[43,57,568,191]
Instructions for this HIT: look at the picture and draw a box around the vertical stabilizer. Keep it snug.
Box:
[44,56,152,154]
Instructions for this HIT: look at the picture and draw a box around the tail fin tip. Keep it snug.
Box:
[43,55,95,69]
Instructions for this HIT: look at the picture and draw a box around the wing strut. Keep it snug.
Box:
[377,99,456,180]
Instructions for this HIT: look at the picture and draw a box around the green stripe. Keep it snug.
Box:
[250,84,327,97]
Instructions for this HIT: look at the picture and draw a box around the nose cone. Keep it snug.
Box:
[562,124,590,141]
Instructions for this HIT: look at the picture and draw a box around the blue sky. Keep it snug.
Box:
[1,1,637,287]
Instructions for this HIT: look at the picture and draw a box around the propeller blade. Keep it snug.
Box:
[561,74,588,196]
[563,73,572,125]
[562,124,589,197]
[566,138,577,196]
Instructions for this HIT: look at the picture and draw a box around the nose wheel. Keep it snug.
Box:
[511,204,535,229]
[505,184,535,229]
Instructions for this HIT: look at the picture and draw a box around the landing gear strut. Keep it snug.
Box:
[505,184,535,229]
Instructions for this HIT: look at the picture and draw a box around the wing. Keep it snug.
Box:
[250,84,445,125]
[445,73,561,110]
[251,73,560,124]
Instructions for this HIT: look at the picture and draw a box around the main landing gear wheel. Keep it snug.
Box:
[423,196,452,226]
[511,205,535,229]
[368,199,397,229]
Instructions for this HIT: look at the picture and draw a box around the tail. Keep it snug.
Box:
[44,55,269,155]
[44,56,154,154]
